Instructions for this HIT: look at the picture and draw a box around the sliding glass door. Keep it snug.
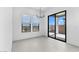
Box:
[48,10,66,42]
[48,15,55,38]
[56,12,65,41]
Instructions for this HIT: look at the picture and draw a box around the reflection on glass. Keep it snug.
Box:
[32,16,39,32]
[56,12,65,40]
[49,16,55,37]
[21,15,31,32]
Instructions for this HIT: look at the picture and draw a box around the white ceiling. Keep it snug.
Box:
[31,7,50,12]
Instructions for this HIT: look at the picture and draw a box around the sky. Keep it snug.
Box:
[22,15,39,26]
[22,15,31,24]
[22,15,64,26]
[49,16,65,25]
[49,16,55,25]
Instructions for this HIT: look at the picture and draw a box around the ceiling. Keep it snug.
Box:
[31,7,50,12]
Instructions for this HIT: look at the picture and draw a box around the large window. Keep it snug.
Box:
[32,16,39,32]
[21,15,39,32]
[21,15,31,32]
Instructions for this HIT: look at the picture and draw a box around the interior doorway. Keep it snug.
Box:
[48,10,66,42]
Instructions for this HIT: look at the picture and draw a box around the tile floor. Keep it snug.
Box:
[12,36,79,52]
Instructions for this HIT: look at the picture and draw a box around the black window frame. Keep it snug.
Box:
[48,10,67,42]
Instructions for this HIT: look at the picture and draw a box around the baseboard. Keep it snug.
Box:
[12,35,46,43]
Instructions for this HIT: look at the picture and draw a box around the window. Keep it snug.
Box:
[21,15,40,32]
[32,16,39,32]
[21,15,31,32]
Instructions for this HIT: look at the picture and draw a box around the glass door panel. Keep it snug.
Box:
[48,15,55,38]
[56,12,65,41]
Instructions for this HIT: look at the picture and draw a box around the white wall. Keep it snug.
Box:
[13,7,79,47]
[44,7,79,47]
[0,7,12,51]
[13,7,44,41]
